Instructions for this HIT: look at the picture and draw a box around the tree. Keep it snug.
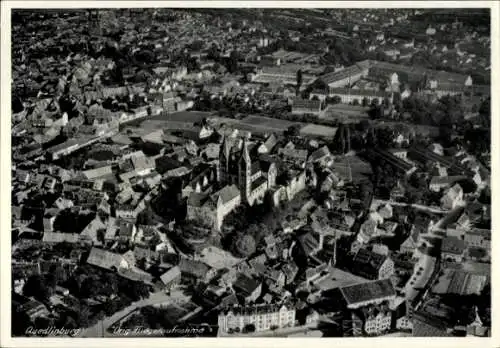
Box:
[285,124,301,137]
[97,228,106,245]
[362,97,369,107]
[23,275,51,301]
[352,99,360,106]
[232,234,256,258]
[331,96,341,104]
[243,324,256,333]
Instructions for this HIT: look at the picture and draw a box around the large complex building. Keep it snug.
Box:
[217,303,296,333]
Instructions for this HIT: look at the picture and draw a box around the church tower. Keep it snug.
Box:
[218,135,230,184]
[238,138,252,203]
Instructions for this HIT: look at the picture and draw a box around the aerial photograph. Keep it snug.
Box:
[9,7,491,338]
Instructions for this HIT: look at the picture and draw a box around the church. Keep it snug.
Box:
[218,135,277,206]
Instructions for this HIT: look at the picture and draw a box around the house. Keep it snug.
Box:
[440,184,464,210]
[363,306,392,335]
[232,273,262,304]
[464,228,490,249]
[428,143,444,156]
[115,204,139,221]
[257,134,278,154]
[130,154,156,177]
[304,263,329,284]
[295,232,323,262]
[441,237,467,263]
[218,302,296,333]
[340,279,396,309]
[429,176,467,192]
[82,165,113,181]
[412,312,452,337]
[105,218,137,242]
[21,298,50,321]
[265,269,286,291]
[400,225,420,254]
[308,146,333,167]
[282,261,299,285]
[42,232,80,244]
[86,247,129,271]
[160,266,182,291]
[348,248,394,280]
[42,209,58,232]
[391,298,413,331]
[178,257,216,284]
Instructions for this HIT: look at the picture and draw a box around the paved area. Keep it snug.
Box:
[80,290,187,337]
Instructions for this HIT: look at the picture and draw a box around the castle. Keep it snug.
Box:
[186,133,306,232]
[218,135,277,206]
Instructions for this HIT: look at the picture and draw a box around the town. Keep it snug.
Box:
[10,8,491,338]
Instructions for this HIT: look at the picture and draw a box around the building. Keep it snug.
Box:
[429,176,467,192]
[441,236,467,263]
[440,184,464,210]
[160,266,182,291]
[186,184,241,231]
[86,247,130,271]
[348,248,395,280]
[328,88,391,105]
[411,312,453,337]
[340,279,396,309]
[363,306,392,335]
[464,228,490,249]
[291,98,323,116]
[218,302,296,333]
[218,137,277,207]
[232,273,262,304]
[317,63,367,89]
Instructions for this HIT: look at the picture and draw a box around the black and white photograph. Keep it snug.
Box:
[0,1,497,346]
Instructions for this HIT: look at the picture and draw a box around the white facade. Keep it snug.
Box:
[364,312,392,335]
[218,304,296,333]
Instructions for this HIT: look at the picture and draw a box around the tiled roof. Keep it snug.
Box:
[213,184,240,204]
[340,279,395,306]
[233,273,261,297]
[160,266,181,285]
[86,247,124,270]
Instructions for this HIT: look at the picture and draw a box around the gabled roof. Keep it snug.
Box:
[309,146,331,163]
[212,184,240,205]
[160,266,181,285]
[340,279,396,306]
[233,273,261,297]
[86,247,124,270]
[178,257,211,279]
[42,232,79,244]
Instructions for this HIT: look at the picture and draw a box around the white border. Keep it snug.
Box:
[1,1,499,348]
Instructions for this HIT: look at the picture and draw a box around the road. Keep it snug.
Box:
[372,199,449,215]
[218,322,318,337]
[80,290,188,337]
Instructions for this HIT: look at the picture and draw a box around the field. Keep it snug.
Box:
[300,124,338,138]
[210,115,297,135]
[321,104,370,123]
[130,111,340,139]
[374,120,439,136]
